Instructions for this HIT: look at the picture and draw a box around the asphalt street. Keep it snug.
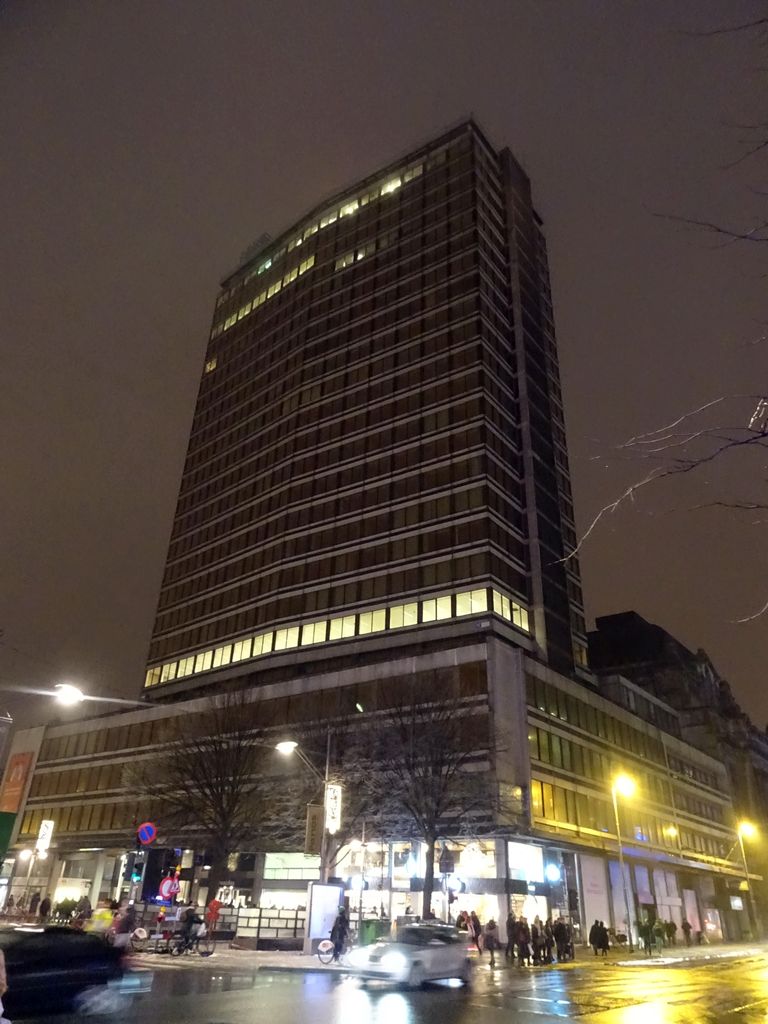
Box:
[15,951,768,1023]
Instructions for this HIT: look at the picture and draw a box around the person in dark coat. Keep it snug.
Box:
[38,895,52,922]
[469,911,483,954]
[330,908,349,962]
[589,919,600,955]
[28,892,40,917]
[597,921,610,956]
[505,910,517,961]
[681,919,692,946]
[553,917,568,961]
[484,919,499,968]
[515,917,531,966]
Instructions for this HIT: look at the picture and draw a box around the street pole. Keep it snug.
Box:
[737,830,759,938]
[612,786,634,953]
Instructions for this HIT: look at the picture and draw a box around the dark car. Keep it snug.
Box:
[0,926,126,1016]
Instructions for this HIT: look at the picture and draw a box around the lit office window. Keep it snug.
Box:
[380,177,401,196]
[274,627,300,651]
[335,252,356,271]
[328,615,356,640]
[232,638,253,662]
[301,621,328,646]
[421,595,452,622]
[252,632,273,656]
[404,164,423,182]
[339,200,359,217]
[212,645,232,668]
[267,280,282,298]
[320,210,338,228]
[204,357,217,373]
[299,254,315,274]
[389,603,418,629]
[455,589,488,616]
[145,667,161,688]
[283,267,298,286]
[176,657,195,679]
[358,609,386,635]
[160,662,177,682]
[195,651,213,673]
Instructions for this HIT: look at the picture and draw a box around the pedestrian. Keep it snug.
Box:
[665,920,677,947]
[588,919,600,956]
[543,919,555,964]
[38,894,51,922]
[652,918,665,952]
[484,919,499,968]
[681,919,692,947]
[28,892,40,917]
[469,911,483,955]
[330,907,349,962]
[597,921,609,957]
[4,896,13,917]
[113,901,137,950]
[515,917,531,966]
[553,917,568,962]
[505,910,517,961]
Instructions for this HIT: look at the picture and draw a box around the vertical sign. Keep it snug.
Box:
[324,785,342,835]
[0,752,33,813]
[305,804,323,855]
[36,819,54,853]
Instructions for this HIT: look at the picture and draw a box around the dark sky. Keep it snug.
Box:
[1,1,765,732]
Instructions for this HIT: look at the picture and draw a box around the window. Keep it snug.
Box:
[204,357,217,373]
[339,200,359,217]
[335,251,356,271]
[380,177,401,196]
[389,603,418,629]
[267,280,282,298]
[455,588,488,615]
[232,638,252,662]
[176,657,195,679]
[329,615,356,640]
[145,667,161,688]
[274,627,300,650]
[212,645,232,668]
[160,662,177,682]
[422,595,452,622]
[301,621,328,646]
[358,609,386,635]
[320,210,338,228]
[299,255,315,274]
[283,267,298,286]
[253,632,273,656]
[404,164,423,182]
[194,650,212,673]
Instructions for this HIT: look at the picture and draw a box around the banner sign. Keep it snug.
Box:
[324,784,342,835]
[0,752,33,813]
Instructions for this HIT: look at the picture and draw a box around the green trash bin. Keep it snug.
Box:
[359,919,390,946]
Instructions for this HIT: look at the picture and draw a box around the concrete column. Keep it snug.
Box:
[251,853,265,907]
[89,852,107,903]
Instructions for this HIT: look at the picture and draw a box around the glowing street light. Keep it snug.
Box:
[611,773,637,952]
[275,740,298,756]
[737,821,760,936]
[54,683,86,707]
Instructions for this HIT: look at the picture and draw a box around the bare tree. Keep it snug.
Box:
[129,688,305,903]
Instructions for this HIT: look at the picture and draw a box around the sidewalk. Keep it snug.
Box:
[134,940,768,975]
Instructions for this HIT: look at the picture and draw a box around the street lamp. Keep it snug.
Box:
[277,735,334,880]
[737,821,760,937]
[611,773,636,952]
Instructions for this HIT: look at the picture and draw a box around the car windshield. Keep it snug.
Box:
[398,926,460,946]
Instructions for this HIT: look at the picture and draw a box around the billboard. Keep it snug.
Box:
[0,752,33,813]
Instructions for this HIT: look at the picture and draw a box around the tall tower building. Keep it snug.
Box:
[144,120,587,696]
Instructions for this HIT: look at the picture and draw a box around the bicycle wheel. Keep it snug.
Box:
[197,934,216,957]
[317,939,335,965]
[169,937,184,957]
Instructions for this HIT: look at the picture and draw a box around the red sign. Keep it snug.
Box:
[0,752,33,813]
[137,821,157,846]
[159,876,180,900]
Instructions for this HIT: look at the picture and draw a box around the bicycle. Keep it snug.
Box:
[169,923,216,958]
[317,933,356,965]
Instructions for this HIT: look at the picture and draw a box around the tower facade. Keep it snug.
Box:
[144,120,587,695]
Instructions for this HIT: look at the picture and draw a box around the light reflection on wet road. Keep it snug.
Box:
[16,953,768,1023]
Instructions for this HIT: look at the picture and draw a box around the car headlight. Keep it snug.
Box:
[347,948,369,968]
[380,951,408,973]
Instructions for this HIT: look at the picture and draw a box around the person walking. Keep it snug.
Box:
[588,919,600,956]
[543,919,555,964]
[553,917,568,962]
[505,910,517,961]
[681,919,692,947]
[597,921,610,956]
[330,908,350,962]
[28,892,40,918]
[484,919,499,968]
[38,894,52,923]
[516,917,531,966]
[469,911,483,955]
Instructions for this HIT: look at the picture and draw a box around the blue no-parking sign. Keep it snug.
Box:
[137,821,157,846]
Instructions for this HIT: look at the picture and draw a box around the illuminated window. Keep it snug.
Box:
[224,314,236,329]
[176,657,195,679]
[194,650,213,673]
[252,632,273,656]
[299,254,315,274]
[359,187,379,206]
[274,626,300,650]
[301,621,328,646]
[335,251,355,271]
[287,236,302,252]
[573,641,588,667]
[212,645,232,668]
[204,357,217,374]
[160,662,177,682]
[283,267,298,285]
[404,164,423,182]
[232,638,253,662]
[267,280,282,298]
[145,667,161,688]
[358,609,386,635]
[380,177,401,196]
[303,223,318,240]
[421,595,452,622]
[357,241,376,260]
[320,210,338,228]
[512,602,530,632]
[328,615,356,640]
[493,590,511,620]
[389,603,418,629]
[339,200,359,217]
[455,588,488,616]
[237,302,251,320]
[258,257,272,274]
[254,291,266,308]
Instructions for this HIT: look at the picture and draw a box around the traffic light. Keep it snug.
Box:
[131,850,146,884]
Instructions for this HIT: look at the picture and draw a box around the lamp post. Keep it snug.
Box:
[276,734,335,883]
[611,773,636,953]
[737,821,759,938]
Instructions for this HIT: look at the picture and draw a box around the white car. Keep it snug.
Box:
[347,923,473,988]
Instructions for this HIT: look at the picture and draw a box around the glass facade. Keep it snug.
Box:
[145,121,586,686]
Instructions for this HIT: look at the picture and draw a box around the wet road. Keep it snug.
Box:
[16,953,768,1023]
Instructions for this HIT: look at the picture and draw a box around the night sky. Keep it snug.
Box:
[1,1,765,731]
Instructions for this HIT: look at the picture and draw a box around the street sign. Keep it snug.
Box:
[305,804,323,855]
[158,875,180,900]
[36,819,54,854]
[137,821,157,846]
[324,784,342,835]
